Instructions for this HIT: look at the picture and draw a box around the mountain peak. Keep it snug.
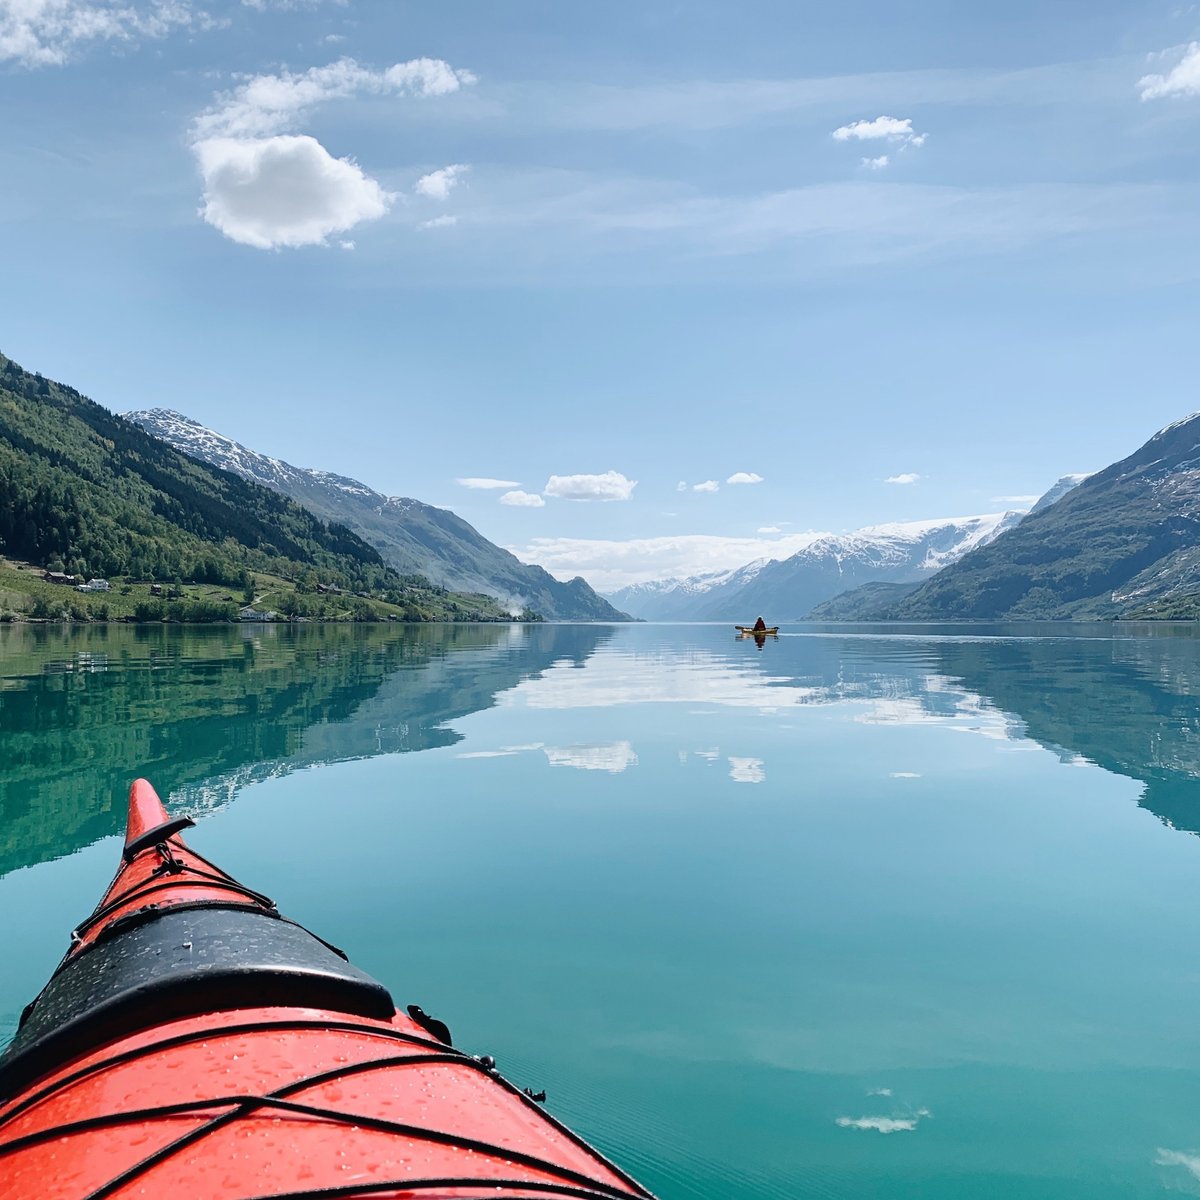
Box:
[1029,473,1090,514]
[128,408,630,621]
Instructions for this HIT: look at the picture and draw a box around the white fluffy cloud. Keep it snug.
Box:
[726,471,763,484]
[456,477,520,489]
[513,531,827,591]
[544,471,637,502]
[415,164,467,200]
[885,472,920,485]
[728,757,765,783]
[1139,43,1200,100]
[194,135,389,249]
[835,1116,918,1134]
[832,115,926,145]
[544,742,638,773]
[692,479,719,493]
[191,56,474,248]
[500,490,545,507]
[833,117,924,171]
[0,0,203,67]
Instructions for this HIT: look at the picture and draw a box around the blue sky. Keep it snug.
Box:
[2,1,1200,588]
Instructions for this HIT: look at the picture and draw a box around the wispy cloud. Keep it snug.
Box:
[1139,43,1200,100]
[419,214,458,229]
[991,493,1039,505]
[0,0,210,68]
[242,0,347,9]
[456,477,520,489]
[195,57,475,141]
[473,59,1135,134]
[544,471,637,502]
[692,480,720,493]
[757,525,781,534]
[862,154,889,170]
[500,489,544,507]
[448,171,1182,281]
[191,56,474,249]
[727,471,763,485]
[416,163,468,200]
[885,472,920,485]
[243,0,348,8]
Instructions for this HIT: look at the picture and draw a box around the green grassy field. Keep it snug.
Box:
[0,559,524,624]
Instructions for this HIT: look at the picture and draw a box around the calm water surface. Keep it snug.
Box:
[4,620,1200,1198]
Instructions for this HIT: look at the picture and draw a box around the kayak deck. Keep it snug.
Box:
[0,781,655,1200]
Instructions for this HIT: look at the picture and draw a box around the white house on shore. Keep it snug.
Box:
[239,606,278,622]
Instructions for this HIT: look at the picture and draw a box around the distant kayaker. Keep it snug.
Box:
[752,616,767,633]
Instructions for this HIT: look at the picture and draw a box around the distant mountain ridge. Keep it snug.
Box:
[609,511,1029,621]
[128,409,630,622]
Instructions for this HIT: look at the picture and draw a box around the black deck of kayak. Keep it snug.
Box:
[0,904,395,1102]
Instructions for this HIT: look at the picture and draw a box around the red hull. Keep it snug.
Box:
[0,781,654,1200]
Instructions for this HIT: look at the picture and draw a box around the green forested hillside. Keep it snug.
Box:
[128,408,631,621]
[0,352,530,622]
[871,414,1200,620]
[807,581,921,620]
[0,352,393,589]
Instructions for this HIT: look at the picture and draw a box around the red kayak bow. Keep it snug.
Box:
[0,780,655,1200]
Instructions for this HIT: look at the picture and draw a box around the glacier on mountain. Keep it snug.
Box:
[604,500,1070,621]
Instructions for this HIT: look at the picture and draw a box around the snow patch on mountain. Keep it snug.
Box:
[1029,473,1090,514]
[127,409,359,499]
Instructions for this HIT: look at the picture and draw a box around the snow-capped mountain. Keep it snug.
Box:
[609,512,1026,621]
[1029,473,1089,513]
[126,409,629,622]
[607,559,773,621]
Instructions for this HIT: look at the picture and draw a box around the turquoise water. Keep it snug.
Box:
[4,620,1200,1197]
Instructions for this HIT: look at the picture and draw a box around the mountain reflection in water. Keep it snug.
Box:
[491,623,1200,837]
[0,622,613,879]
[4,621,1200,882]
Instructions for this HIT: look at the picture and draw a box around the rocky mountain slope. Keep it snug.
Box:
[879,414,1200,620]
[128,409,629,621]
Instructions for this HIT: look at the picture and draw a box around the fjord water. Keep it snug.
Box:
[4,623,1200,1198]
